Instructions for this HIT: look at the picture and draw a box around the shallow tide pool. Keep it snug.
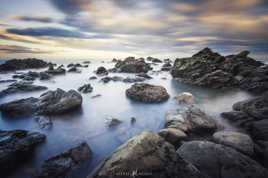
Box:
[0,60,253,177]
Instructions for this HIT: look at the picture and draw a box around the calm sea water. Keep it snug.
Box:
[0,59,252,178]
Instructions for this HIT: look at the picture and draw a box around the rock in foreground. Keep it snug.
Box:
[126,83,169,103]
[177,141,268,178]
[0,130,46,177]
[34,142,92,178]
[90,131,207,178]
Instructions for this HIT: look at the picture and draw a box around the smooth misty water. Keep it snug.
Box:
[0,60,253,178]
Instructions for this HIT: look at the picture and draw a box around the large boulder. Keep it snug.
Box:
[38,88,83,115]
[0,81,47,97]
[96,67,108,76]
[171,48,265,92]
[213,131,254,156]
[165,106,217,140]
[115,57,151,73]
[0,130,46,177]
[158,128,187,148]
[126,83,169,103]
[0,58,48,71]
[177,141,268,178]
[34,142,92,178]
[89,131,207,178]
[0,88,83,116]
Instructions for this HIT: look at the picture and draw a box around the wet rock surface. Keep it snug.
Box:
[177,141,268,178]
[0,88,83,116]
[35,116,53,130]
[0,58,48,71]
[0,81,47,97]
[90,131,207,178]
[78,84,93,93]
[0,130,46,177]
[126,83,169,103]
[34,142,92,178]
[171,48,265,93]
[96,67,108,76]
[115,57,151,73]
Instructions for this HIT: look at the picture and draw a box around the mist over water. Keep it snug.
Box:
[0,60,253,177]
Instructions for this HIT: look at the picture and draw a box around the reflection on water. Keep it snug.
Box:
[0,60,253,177]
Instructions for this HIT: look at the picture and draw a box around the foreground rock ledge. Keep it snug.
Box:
[89,131,207,178]
[126,83,169,103]
[0,130,46,177]
[0,58,48,71]
[34,142,92,178]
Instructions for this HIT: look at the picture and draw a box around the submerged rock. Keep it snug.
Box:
[0,58,48,71]
[171,48,264,92]
[78,84,93,93]
[115,57,151,73]
[90,131,207,178]
[177,141,268,178]
[0,81,47,97]
[105,117,122,128]
[35,116,53,130]
[126,83,169,103]
[161,62,172,71]
[34,142,92,178]
[213,131,254,156]
[0,130,46,177]
[122,77,146,83]
[174,92,195,104]
[0,88,83,116]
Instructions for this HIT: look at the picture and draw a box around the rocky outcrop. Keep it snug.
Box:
[78,84,93,93]
[90,131,207,178]
[158,128,187,148]
[46,66,66,75]
[0,130,46,177]
[213,131,254,156]
[0,58,48,71]
[0,81,47,97]
[171,48,264,92]
[161,62,172,71]
[0,88,83,116]
[34,142,92,178]
[126,83,169,103]
[115,57,151,73]
[165,106,217,141]
[177,141,268,178]
[68,67,81,73]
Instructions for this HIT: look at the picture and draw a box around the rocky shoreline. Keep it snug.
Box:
[0,48,268,177]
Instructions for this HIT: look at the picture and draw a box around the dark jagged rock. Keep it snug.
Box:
[146,56,162,63]
[0,130,46,177]
[0,58,48,71]
[34,142,92,178]
[83,61,91,64]
[89,76,97,80]
[0,81,47,97]
[171,48,264,92]
[78,84,93,93]
[161,62,172,71]
[177,141,268,178]
[0,88,82,116]
[126,83,169,103]
[115,57,151,73]
[90,131,207,178]
[158,128,187,148]
[111,58,118,63]
[38,88,83,115]
[0,79,17,83]
[136,72,152,79]
[39,72,51,80]
[96,66,108,76]
[67,63,74,68]
[100,76,124,83]
[68,67,81,73]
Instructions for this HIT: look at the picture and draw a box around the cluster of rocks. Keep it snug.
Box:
[12,71,52,81]
[0,88,82,116]
[45,65,66,75]
[0,58,48,72]
[114,57,152,73]
[171,48,266,93]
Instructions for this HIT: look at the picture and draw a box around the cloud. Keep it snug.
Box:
[0,45,52,54]
[6,27,110,39]
[11,16,53,23]
[0,22,10,26]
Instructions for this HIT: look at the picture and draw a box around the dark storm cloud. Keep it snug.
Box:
[13,16,53,23]
[6,27,110,39]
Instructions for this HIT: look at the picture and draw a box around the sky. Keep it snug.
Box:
[0,0,268,60]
